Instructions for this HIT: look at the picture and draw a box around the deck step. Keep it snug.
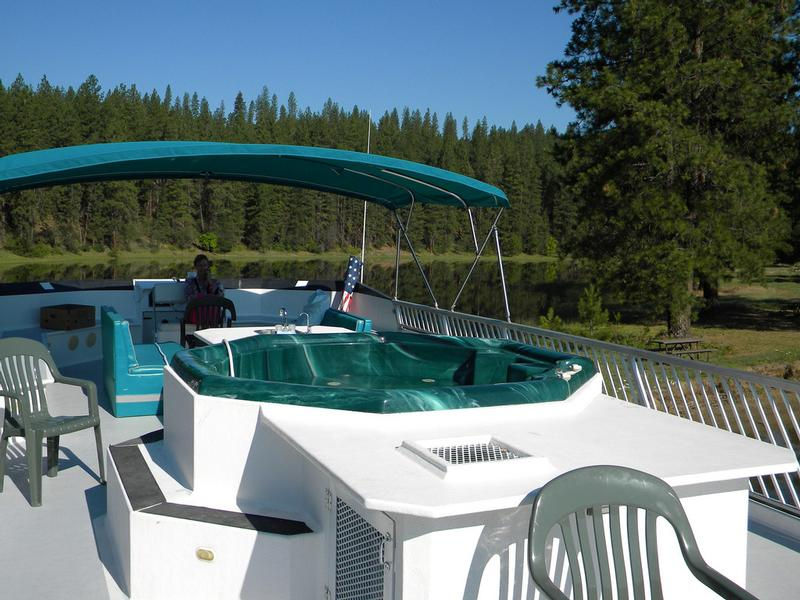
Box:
[109,430,311,534]
[106,430,318,599]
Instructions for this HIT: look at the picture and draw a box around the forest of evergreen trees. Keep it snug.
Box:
[0,74,563,257]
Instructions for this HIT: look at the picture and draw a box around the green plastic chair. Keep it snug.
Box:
[527,465,759,600]
[0,338,105,507]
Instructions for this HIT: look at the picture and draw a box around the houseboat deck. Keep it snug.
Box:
[1,355,798,599]
[1,143,799,598]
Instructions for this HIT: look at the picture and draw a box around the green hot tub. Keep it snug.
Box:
[170,332,596,414]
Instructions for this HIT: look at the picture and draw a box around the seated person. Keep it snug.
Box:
[184,254,224,327]
[185,254,224,301]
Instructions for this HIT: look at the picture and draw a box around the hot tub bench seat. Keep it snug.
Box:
[318,308,371,332]
[171,331,596,414]
[101,306,182,417]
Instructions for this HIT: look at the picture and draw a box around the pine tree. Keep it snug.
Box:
[254,86,275,142]
[228,92,248,141]
[243,184,270,250]
[540,0,797,335]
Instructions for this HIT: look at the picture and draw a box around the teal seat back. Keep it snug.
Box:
[300,289,332,325]
[101,306,138,379]
[320,308,372,332]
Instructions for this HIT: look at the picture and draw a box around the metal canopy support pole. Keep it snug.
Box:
[393,210,438,308]
[494,223,512,323]
[395,200,414,300]
[393,222,401,300]
[381,167,481,252]
[451,208,504,312]
[467,208,479,254]
[360,201,367,282]
[405,198,415,230]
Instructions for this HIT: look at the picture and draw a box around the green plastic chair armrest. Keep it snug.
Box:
[688,560,760,600]
[0,387,22,416]
[0,388,21,400]
[53,375,99,416]
[53,374,93,389]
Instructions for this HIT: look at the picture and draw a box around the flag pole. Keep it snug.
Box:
[360,110,371,282]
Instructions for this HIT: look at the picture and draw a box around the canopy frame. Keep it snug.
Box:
[354,166,510,321]
[390,205,511,322]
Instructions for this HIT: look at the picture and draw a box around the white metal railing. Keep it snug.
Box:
[394,299,800,510]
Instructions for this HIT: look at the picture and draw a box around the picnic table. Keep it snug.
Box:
[653,337,713,360]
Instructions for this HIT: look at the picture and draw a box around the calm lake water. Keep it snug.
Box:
[0,259,586,324]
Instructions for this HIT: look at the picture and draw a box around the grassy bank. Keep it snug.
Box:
[692,266,800,377]
[540,265,800,378]
[589,323,800,378]
[0,248,556,267]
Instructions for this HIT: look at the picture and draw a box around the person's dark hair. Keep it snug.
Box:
[194,254,211,266]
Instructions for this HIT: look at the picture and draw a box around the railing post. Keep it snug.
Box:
[438,312,451,336]
[394,302,404,330]
[630,357,652,408]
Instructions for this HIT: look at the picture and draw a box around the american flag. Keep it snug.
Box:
[339,256,363,312]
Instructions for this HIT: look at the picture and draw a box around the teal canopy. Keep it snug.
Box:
[0,142,509,209]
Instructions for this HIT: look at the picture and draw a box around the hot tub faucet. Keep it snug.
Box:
[279,307,288,329]
[298,312,311,332]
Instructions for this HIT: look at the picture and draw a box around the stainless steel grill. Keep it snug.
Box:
[335,498,385,600]
[429,442,521,464]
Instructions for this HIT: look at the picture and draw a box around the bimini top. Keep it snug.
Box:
[0,141,508,210]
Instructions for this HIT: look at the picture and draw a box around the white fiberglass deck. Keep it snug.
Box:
[0,359,799,599]
[192,324,355,345]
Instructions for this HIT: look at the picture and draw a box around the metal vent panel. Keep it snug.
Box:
[335,498,385,600]
[428,441,521,464]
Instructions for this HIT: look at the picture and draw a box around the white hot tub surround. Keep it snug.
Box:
[192,324,356,345]
[105,369,798,600]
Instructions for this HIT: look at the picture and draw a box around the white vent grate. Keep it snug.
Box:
[335,498,385,600]
[428,442,521,464]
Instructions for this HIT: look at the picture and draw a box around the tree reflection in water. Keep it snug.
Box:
[0,259,585,324]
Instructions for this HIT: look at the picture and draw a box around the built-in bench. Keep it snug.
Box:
[102,306,183,417]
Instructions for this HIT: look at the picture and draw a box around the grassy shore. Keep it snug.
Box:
[598,323,800,377]
[0,247,555,267]
[566,266,800,377]
[690,266,800,377]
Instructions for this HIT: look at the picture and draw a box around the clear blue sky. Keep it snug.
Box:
[1,0,576,133]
